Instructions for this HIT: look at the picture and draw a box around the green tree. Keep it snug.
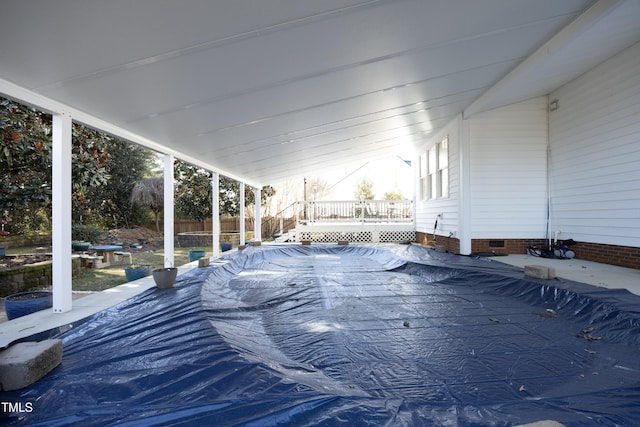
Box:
[259,185,276,209]
[83,139,154,228]
[0,97,111,234]
[0,98,51,234]
[354,177,375,200]
[175,160,276,219]
[218,175,243,217]
[71,125,112,223]
[175,161,213,221]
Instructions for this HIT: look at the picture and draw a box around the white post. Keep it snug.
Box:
[239,182,245,245]
[52,113,73,313]
[254,187,262,242]
[163,154,175,267]
[458,115,472,255]
[211,172,220,258]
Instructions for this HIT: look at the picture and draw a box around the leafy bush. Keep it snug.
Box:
[72,223,103,243]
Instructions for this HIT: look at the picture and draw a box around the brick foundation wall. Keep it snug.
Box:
[470,238,547,256]
[567,241,640,270]
[415,232,460,253]
[415,233,639,270]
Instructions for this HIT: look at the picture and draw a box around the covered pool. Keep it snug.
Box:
[4,244,640,426]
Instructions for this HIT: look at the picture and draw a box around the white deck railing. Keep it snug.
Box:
[296,200,413,224]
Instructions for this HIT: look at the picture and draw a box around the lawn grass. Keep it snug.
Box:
[3,245,216,292]
[72,246,212,292]
[0,245,218,304]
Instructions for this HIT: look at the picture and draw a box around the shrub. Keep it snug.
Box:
[72,223,103,243]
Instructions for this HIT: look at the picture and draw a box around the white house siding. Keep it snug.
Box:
[414,115,460,238]
[549,41,640,248]
[469,97,549,239]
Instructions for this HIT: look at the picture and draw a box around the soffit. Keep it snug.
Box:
[2,0,636,186]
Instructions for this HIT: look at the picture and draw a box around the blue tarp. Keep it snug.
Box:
[3,244,640,426]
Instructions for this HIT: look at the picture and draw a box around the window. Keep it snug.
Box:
[438,136,449,198]
[428,146,437,199]
[419,153,428,200]
[424,135,449,200]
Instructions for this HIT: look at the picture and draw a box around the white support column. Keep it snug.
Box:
[211,172,220,258]
[239,182,245,246]
[458,114,472,255]
[163,154,175,267]
[52,113,73,313]
[254,187,262,242]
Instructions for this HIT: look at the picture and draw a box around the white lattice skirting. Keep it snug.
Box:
[291,223,415,243]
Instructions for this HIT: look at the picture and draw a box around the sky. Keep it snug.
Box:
[268,155,414,215]
[321,156,414,200]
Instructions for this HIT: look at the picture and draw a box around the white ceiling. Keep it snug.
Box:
[2,0,640,187]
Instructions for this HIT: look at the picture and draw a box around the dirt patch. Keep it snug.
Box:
[105,227,163,243]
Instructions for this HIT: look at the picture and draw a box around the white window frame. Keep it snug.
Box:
[428,146,437,200]
[425,135,449,200]
[419,153,428,201]
[438,136,449,198]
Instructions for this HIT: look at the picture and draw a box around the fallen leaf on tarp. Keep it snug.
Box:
[538,309,556,318]
[403,321,410,328]
[519,385,526,392]
[488,317,500,323]
[576,332,602,341]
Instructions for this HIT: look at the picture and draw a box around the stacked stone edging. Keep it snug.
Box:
[0,235,51,250]
[0,258,82,298]
[177,232,244,247]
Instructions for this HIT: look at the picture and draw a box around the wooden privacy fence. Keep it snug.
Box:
[150,217,296,237]
[150,218,251,234]
[150,200,412,238]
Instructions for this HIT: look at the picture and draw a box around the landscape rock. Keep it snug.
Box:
[0,339,62,391]
[524,265,557,280]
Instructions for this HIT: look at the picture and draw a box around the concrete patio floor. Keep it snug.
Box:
[495,254,640,295]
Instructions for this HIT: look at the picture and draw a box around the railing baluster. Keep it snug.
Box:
[265,200,412,241]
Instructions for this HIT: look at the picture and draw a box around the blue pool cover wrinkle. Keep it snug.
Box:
[3,244,640,426]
